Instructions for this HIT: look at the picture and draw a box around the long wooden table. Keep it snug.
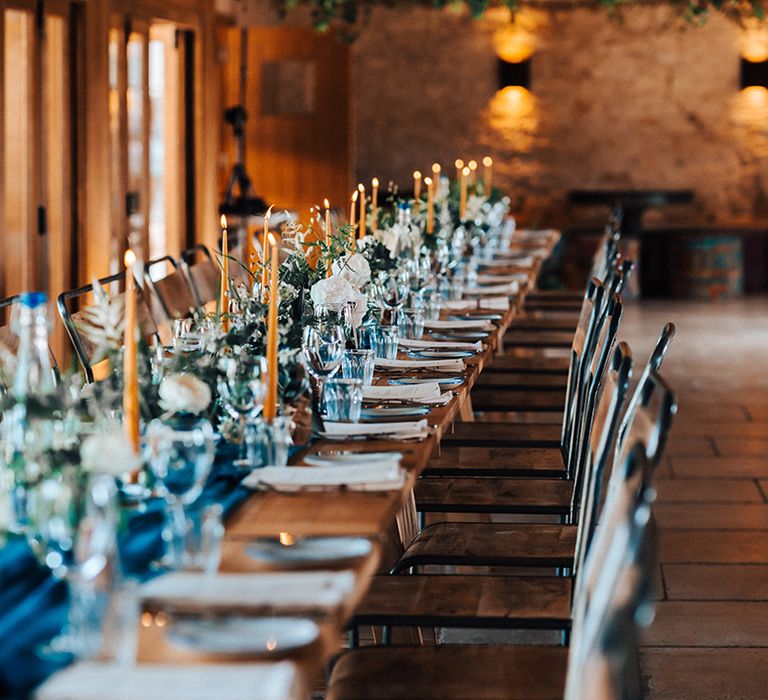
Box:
[135,230,560,692]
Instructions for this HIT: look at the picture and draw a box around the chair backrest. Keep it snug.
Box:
[617,322,675,449]
[568,291,624,483]
[58,272,160,383]
[144,255,201,345]
[565,444,658,700]
[560,278,604,461]
[181,244,220,308]
[571,341,633,581]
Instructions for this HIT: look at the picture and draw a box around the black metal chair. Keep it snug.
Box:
[143,255,202,345]
[57,272,160,383]
[180,244,221,308]
[328,445,660,700]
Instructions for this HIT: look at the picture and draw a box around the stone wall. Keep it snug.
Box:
[352,6,768,228]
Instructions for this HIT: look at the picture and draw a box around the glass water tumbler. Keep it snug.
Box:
[323,378,363,423]
[398,308,425,339]
[372,324,400,360]
[342,348,375,386]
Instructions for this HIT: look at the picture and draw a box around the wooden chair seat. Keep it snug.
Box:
[485,355,570,374]
[442,422,561,448]
[425,446,565,477]
[524,298,583,312]
[502,330,574,348]
[470,389,566,413]
[415,476,572,515]
[351,574,571,630]
[475,372,567,390]
[394,522,577,572]
[327,644,568,700]
[509,316,579,332]
[525,289,583,303]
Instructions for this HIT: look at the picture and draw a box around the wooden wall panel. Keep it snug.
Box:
[219,26,351,222]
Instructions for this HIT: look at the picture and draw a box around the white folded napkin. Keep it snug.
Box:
[243,461,408,491]
[36,663,303,700]
[140,571,356,613]
[464,282,519,297]
[423,319,494,331]
[321,419,430,441]
[398,337,483,351]
[374,357,465,372]
[443,298,510,311]
[363,382,441,401]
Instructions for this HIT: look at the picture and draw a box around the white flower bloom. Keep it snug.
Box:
[81,429,142,477]
[158,373,212,415]
[332,253,371,289]
[373,227,400,257]
[309,276,368,328]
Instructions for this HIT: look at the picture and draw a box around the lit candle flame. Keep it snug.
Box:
[267,232,278,247]
[424,176,432,186]
[371,177,379,188]
[124,249,136,267]
[413,170,421,180]
[483,156,493,167]
[352,190,358,203]
[468,160,478,171]
[266,638,278,651]
[220,214,227,229]
[454,158,464,170]
[324,198,330,210]
[279,531,295,546]
[265,204,274,222]
[462,166,470,176]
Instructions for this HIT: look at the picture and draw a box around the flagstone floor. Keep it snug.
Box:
[620,298,768,699]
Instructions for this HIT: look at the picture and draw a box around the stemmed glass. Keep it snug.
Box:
[146,419,216,570]
[371,270,409,324]
[302,321,345,422]
[217,355,267,466]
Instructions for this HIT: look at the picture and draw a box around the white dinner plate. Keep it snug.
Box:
[389,376,464,386]
[167,617,319,657]
[246,536,373,565]
[361,406,431,419]
[303,451,401,466]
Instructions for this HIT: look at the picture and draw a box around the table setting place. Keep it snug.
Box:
[0,153,552,699]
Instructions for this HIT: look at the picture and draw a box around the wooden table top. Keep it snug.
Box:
[136,229,559,686]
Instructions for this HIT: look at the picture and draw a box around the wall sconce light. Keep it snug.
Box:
[740,57,768,89]
[498,57,531,90]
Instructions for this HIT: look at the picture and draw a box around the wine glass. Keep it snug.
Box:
[302,321,345,420]
[217,355,267,466]
[146,419,216,570]
[371,270,409,323]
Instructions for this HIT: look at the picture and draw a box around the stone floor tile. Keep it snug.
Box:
[655,479,763,503]
[640,648,768,700]
[655,503,768,530]
[642,602,768,646]
[663,564,768,600]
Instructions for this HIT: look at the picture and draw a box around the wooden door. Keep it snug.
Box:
[219,26,352,221]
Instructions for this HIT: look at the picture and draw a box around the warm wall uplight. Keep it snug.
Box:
[493,24,535,64]
[740,57,768,90]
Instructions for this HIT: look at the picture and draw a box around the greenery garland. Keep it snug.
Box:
[277,0,766,35]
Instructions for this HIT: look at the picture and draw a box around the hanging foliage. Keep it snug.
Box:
[274,0,766,35]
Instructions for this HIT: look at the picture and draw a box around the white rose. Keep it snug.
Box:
[464,194,487,223]
[332,253,371,290]
[80,429,142,477]
[374,227,400,257]
[309,276,367,329]
[158,373,212,415]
